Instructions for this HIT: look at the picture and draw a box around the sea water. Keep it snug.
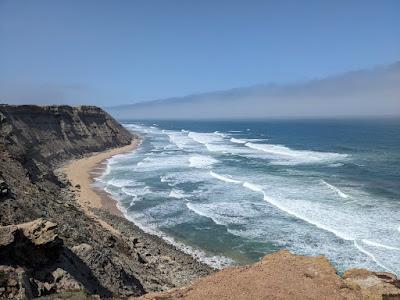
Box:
[96,119,400,274]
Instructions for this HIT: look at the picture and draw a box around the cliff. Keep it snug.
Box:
[0,105,211,299]
[0,105,132,182]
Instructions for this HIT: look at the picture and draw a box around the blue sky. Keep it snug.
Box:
[0,0,399,106]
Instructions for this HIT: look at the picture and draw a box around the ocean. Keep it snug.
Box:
[95,119,400,274]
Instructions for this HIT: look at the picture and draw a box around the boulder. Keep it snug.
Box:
[0,218,63,267]
[0,265,33,300]
[0,178,11,199]
[343,269,400,299]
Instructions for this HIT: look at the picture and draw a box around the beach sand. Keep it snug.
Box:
[63,138,140,235]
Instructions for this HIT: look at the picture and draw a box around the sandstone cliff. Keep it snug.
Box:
[0,105,211,299]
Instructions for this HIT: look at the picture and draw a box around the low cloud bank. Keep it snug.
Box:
[107,62,400,120]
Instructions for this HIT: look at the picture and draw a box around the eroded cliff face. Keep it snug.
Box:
[0,105,132,183]
[0,105,211,299]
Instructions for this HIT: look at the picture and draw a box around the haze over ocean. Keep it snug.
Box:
[96,119,400,274]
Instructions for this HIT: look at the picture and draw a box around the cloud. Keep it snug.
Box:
[106,62,400,119]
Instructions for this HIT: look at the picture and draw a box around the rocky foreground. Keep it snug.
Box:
[0,104,399,299]
[139,250,400,300]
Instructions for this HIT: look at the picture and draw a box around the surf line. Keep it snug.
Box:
[362,239,400,251]
[321,180,350,199]
[209,171,353,241]
[208,170,396,274]
[354,240,396,274]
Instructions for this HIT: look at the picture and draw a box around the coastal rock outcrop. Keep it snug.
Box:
[343,269,400,299]
[138,250,400,300]
[0,218,63,267]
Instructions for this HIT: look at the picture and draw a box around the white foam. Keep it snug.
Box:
[214,131,227,138]
[163,130,192,149]
[188,131,223,145]
[122,186,151,197]
[245,142,348,165]
[185,201,257,228]
[107,179,136,188]
[242,181,264,192]
[159,172,208,186]
[186,202,224,226]
[189,155,219,169]
[244,138,268,142]
[321,180,350,199]
[209,171,241,184]
[328,163,344,167]
[241,181,354,241]
[230,138,247,144]
[204,173,359,245]
[354,240,395,273]
[135,155,189,171]
[169,189,188,199]
[122,208,234,269]
[113,123,400,275]
[361,239,400,251]
[188,131,250,154]
[112,197,234,269]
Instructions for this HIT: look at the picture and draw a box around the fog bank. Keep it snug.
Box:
[107,62,400,120]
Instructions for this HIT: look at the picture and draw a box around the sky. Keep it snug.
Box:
[0,0,399,106]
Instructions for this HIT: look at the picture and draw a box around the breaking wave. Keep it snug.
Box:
[321,180,350,199]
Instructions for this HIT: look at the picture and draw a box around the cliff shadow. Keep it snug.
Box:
[30,246,114,298]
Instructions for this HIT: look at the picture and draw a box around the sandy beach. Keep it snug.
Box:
[63,138,140,234]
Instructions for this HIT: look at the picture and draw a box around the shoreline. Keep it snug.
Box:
[63,136,232,270]
[61,136,214,288]
[63,138,141,233]
[0,104,214,299]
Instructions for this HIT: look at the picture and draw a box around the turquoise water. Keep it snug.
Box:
[96,119,400,273]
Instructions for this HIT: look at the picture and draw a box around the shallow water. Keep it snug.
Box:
[96,119,400,273]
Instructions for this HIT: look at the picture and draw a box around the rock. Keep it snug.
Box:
[0,178,11,199]
[137,252,148,264]
[72,243,93,253]
[72,242,146,297]
[343,269,400,299]
[0,218,63,267]
[0,265,33,300]
[32,267,82,297]
[138,250,400,300]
